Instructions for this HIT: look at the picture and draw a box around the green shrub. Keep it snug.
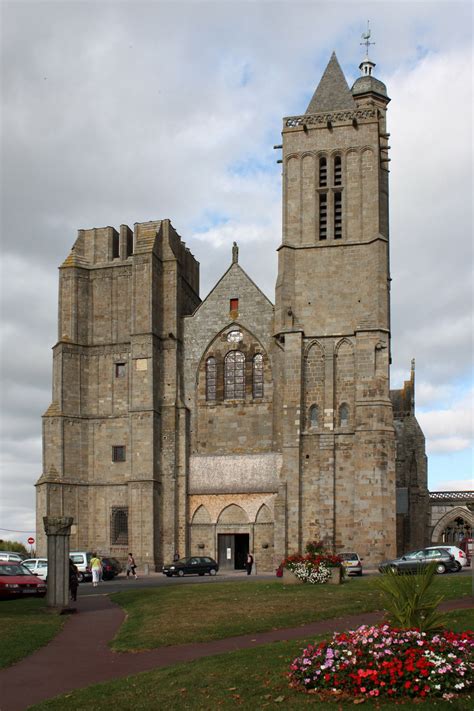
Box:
[375,562,447,632]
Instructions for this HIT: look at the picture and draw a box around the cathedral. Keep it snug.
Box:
[36,50,429,570]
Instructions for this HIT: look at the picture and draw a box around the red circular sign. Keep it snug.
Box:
[27,537,35,545]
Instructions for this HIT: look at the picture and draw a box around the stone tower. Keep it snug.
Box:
[274,52,396,562]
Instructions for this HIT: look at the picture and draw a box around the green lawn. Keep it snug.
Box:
[0,597,65,668]
[30,608,474,710]
[110,574,472,651]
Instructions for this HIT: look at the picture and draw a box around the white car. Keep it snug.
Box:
[425,545,468,571]
[22,558,48,580]
[0,551,25,562]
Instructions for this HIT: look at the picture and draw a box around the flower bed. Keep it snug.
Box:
[289,624,474,700]
[280,542,344,584]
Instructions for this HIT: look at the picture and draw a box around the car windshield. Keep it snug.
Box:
[176,558,189,564]
[0,564,33,576]
[340,553,358,561]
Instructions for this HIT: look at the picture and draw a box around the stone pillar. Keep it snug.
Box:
[43,515,73,610]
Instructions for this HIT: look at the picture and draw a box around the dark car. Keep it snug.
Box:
[101,557,122,580]
[379,547,457,575]
[162,556,218,577]
[0,561,47,598]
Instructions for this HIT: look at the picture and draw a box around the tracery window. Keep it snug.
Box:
[442,517,472,543]
[224,350,245,399]
[339,403,349,428]
[309,404,318,428]
[206,357,217,401]
[252,354,264,398]
[111,507,128,545]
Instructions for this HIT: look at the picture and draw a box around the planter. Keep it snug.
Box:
[328,566,343,584]
[281,568,303,584]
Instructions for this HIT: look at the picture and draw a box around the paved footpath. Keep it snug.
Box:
[1,594,472,711]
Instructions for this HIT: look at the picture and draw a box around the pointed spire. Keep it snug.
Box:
[305,52,356,114]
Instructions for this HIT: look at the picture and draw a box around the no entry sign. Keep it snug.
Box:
[27,537,35,545]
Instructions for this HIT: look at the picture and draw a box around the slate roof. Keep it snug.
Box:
[305,52,356,114]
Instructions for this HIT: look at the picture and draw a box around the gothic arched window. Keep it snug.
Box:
[111,507,128,545]
[309,404,318,429]
[253,354,264,398]
[339,403,349,428]
[319,156,327,187]
[334,155,342,185]
[206,357,217,401]
[224,351,245,399]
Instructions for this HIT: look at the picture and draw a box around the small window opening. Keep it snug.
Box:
[111,507,128,545]
[206,357,217,402]
[334,156,342,186]
[319,157,327,187]
[339,403,349,428]
[309,404,318,428]
[319,194,327,240]
[115,363,126,378]
[112,232,120,259]
[112,445,126,462]
[253,354,264,398]
[230,298,239,313]
[334,192,342,239]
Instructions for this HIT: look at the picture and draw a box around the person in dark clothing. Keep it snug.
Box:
[69,559,79,602]
[245,552,254,576]
[173,551,180,562]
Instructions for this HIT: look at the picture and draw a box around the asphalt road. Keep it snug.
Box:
[76,566,472,597]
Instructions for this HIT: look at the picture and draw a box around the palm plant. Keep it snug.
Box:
[375,562,447,632]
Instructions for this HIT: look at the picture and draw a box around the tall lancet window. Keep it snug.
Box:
[252,354,264,398]
[206,357,217,401]
[334,155,342,186]
[334,192,342,239]
[319,157,327,187]
[319,193,327,240]
[224,351,245,399]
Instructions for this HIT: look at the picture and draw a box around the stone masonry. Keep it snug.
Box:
[37,52,429,569]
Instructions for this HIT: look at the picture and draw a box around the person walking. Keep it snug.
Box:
[90,552,102,587]
[126,552,138,579]
[69,559,79,601]
[245,552,254,576]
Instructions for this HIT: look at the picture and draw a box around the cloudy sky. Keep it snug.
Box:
[1,0,472,544]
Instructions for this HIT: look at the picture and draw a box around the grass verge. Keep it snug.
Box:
[0,598,65,668]
[110,574,471,651]
[30,608,474,710]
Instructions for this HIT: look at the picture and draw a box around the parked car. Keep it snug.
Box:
[101,557,122,580]
[340,552,363,576]
[22,558,48,581]
[69,552,93,582]
[425,545,468,571]
[0,561,47,598]
[162,556,218,577]
[0,551,25,562]
[379,547,457,575]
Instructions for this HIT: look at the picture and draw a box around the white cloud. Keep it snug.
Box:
[431,478,473,492]
[0,2,473,539]
[418,389,474,454]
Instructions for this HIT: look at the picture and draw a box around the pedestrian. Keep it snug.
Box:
[173,551,180,562]
[126,552,138,579]
[69,559,79,601]
[90,552,102,587]
[245,552,254,576]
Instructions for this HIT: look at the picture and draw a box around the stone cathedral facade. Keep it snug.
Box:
[36,52,429,569]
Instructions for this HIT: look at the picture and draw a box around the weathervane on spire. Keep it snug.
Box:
[360,20,375,58]
[359,21,376,76]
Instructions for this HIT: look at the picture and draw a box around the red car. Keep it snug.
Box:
[0,561,47,598]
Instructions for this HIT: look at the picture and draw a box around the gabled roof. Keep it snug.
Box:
[305,52,356,114]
